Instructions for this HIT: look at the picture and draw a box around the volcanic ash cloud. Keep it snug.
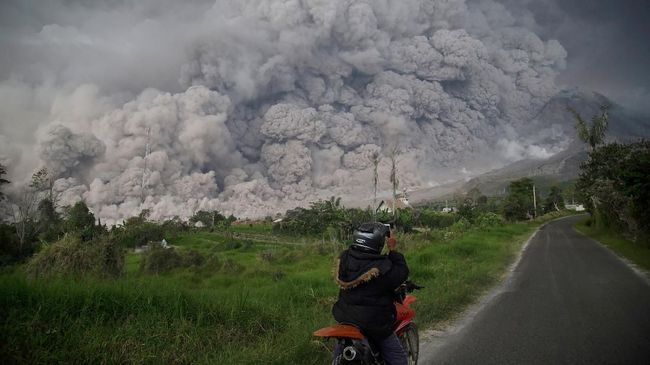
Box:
[0,0,570,222]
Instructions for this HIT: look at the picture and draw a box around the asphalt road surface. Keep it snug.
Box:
[424,215,650,365]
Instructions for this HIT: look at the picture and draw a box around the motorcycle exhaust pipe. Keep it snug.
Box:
[342,346,357,361]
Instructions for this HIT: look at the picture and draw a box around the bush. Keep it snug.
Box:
[259,250,277,263]
[450,217,471,233]
[112,220,165,248]
[417,209,458,229]
[182,249,205,267]
[223,241,242,250]
[25,235,124,278]
[221,259,244,274]
[202,253,221,273]
[394,209,414,233]
[476,212,505,230]
[272,271,286,281]
[139,245,183,274]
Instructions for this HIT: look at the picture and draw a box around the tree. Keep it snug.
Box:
[563,182,578,205]
[502,178,539,221]
[576,140,650,243]
[457,187,488,222]
[36,198,63,242]
[65,201,96,241]
[190,210,226,229]
[31,167,56,204]
[544,186,565,213]
[569,105,609,152]
[11,185,39,251]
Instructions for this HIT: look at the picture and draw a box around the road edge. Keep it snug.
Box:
[572,220,650,287]
[417,215,575,363]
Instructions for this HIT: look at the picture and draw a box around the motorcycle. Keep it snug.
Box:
[313,281,423,365]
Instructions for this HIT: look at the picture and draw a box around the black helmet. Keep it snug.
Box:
[351,222,390,253]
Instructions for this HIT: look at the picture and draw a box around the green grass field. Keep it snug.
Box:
[574,218,650,272]
[0,214,566,364]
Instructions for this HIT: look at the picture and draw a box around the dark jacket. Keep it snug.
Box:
[332,248,409,340]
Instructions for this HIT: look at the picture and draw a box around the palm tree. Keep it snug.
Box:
[568,104,609,152]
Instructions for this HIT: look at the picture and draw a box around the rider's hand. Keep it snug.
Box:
[387,236,397,251]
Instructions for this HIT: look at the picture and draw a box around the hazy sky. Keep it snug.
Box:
[497,0,650,113]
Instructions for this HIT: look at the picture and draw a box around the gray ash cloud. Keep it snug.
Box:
[0,0,574,223]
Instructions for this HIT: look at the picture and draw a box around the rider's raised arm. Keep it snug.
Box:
[382,250,409,290]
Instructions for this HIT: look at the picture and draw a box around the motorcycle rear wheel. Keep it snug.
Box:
[400,323,419,365]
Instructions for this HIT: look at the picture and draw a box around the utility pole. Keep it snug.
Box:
[532,184,537,218]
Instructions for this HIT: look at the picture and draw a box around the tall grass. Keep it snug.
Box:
[1,215,563,364]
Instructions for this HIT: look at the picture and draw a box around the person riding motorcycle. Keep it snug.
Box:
[332,222,410,365]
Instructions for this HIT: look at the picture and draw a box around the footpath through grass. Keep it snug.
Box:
[0,213,568,364]
[574,218,650,272]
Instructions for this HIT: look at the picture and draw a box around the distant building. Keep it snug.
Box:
[377,192,411,214]
[565,204,585,212]
[441,199,456,213]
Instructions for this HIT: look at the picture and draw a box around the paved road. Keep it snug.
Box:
[424,215,650,365]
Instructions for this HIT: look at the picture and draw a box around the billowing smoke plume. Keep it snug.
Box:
[0,0,570,223]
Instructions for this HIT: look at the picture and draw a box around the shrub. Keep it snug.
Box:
[202,253,221,273]
[476,212,505,230]
[221,259,244,274]
[182,249,205,267]
[112,221,165,248]
[139,245,183,274]
[25,235,124,278]
[394,209,414,233]
[223,241,242,250]
[417,209,458,229]
[259,250,277,263]
[272,271,286,281]
[450,217,471,233]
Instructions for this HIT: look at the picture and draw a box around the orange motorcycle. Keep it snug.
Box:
[314,281,422,365]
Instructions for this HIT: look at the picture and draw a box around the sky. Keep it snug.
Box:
[498,0,650,113]
[0,0,648,221]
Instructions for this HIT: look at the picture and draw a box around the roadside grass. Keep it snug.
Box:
[575,217,650,272]
[0,212,567,364]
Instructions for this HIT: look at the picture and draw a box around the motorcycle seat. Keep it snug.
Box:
[313,324,365,339]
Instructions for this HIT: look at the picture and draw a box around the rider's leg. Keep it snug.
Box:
[332,341,342,363]
[378,333,407,365]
